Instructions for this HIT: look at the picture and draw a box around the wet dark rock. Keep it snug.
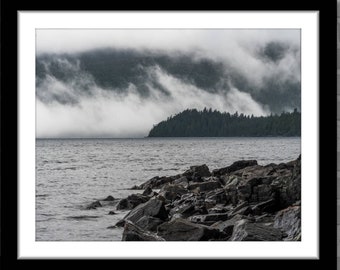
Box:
[229,206,252,217]
[116,193,150,210]
[113,156,301,241]
[183,164,211,179]
[188,212,229,225]
[251,198,277,215]
[157,218,224,241]
[211,214,244,237]
[188,181,221,192]
[173,176,189,187]
[103,195,115,201]
[122,221,165,241]
[135,216,164,231]
[205,189,227,205]
[230,220,283,241]
[142,186,153,196]
[208,205,229,214]
[212,160,258,176]
[159,184,188,203]
[169,203,195,218]
[86,200,102,210]
[137,175,180,189]
[108,211,116,215]
[122,198,168,225]
[274,205,301,240]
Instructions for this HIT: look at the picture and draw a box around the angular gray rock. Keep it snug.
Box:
[159,184,188,202]
[188,181,221,192]
[135,216,164,231]
[116,193,150,210]
[122,221,165,241]
[121,198,168,225]
[274,205,301,240]
[102,195,115,201]
[183,164,211,179]
[157,218,224,241]
[212,160,258,176]
[188,212,229,225]
[85,200,102,210]
[230,220,283,241]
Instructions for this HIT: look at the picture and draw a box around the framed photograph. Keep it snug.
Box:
[1,2,336,266]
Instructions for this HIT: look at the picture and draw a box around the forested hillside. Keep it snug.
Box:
[148,108,301,137]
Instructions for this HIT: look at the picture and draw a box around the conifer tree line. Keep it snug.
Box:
[148,108,301,137]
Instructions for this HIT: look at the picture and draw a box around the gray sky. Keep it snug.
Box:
[36,29,300,138]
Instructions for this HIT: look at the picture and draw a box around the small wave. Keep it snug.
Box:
[36,194,49,197]
[37,217,56,222]
[66,215,100,220]
[41,213,54,217]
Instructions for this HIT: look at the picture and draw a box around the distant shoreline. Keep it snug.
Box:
[36,136,301,140]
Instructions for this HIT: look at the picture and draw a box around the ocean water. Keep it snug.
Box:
[36,137,300,241]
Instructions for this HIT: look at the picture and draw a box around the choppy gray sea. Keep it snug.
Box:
[36,137,300,241]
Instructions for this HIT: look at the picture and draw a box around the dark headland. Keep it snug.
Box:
[148,108,301,137]
[89,155,301,241]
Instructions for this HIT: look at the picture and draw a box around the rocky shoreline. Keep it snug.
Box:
[89,156,301,241]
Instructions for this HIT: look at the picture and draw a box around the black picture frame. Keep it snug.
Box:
[1,0,336,267]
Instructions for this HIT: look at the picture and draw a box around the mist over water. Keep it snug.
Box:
[36,29,300,138]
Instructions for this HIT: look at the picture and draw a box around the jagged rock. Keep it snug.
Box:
[142,186,153,196]
[188,212,229,225]
[229,206,252,217]
[118,198,168,227]
[274,205,301,240]
[205,189,227,205]
[108,211,116,215]
[103,195,115,201]
[212,160,258,176]
[137,175,180,189]
[116,193,150,210]
[173,176,189,187]
[159,184,188,202]
[188,181,221,192]
[183,164,211,180]
[135,216,164,231]
[211,214,244,237]
[122,221,165,241]
[251,198,277,215]
[230,220,283,241]
[271,158,301,208]
[157,218,224,241]
[208,205,230,214]
[169,203,195,218]
[86,200,102,210]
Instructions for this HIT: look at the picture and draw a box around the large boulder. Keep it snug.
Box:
[188,181,221,192]
[230,220,283,241]
[137,175,180,189]
[85,200,102,210]
[116,193,150,210]
[211,214,244,238]
[157,218,225,241]
[188,212,229,225]
[274,205,301,240]
[135,216,164,231]
[158,184,188,202]
[122,221,165,241]
[117,198,168,227]
[212,160,258,176]
[271,158,301,208]
[205,189,227,205]
[183,164,211,180]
